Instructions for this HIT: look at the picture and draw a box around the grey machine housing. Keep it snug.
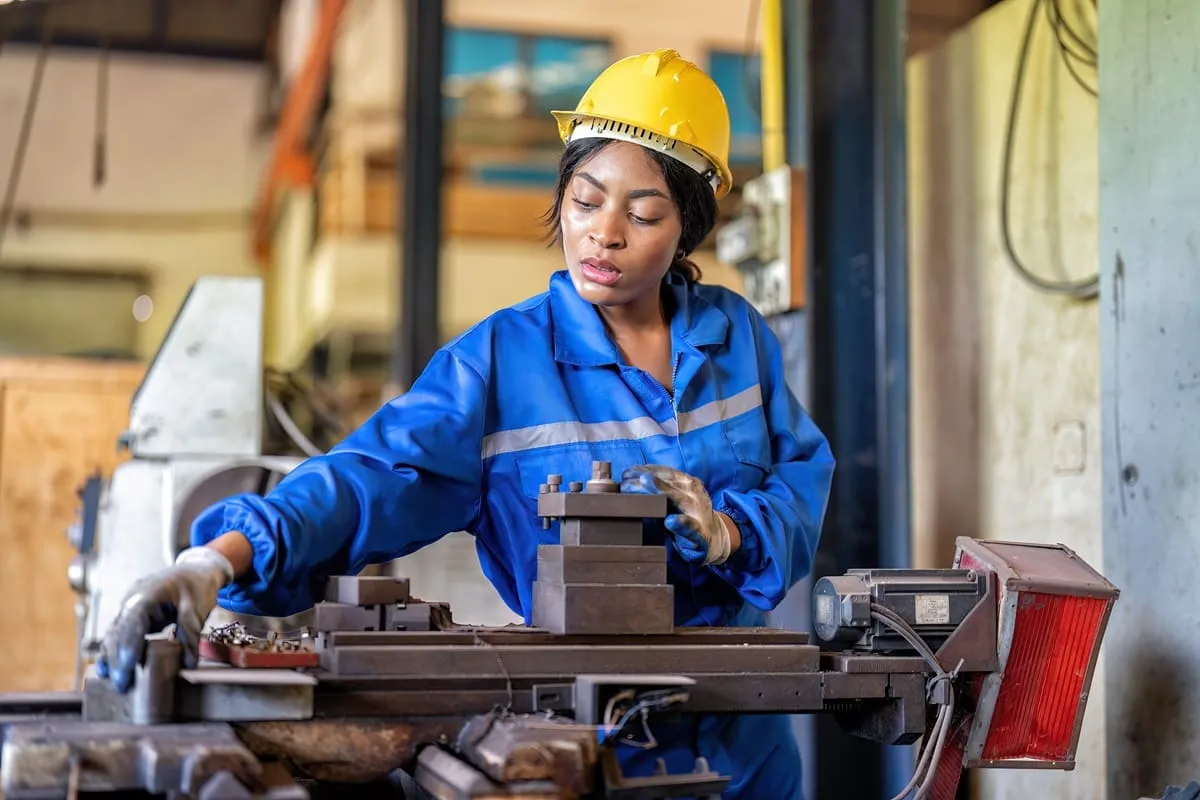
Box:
[67,276,303,664]
[812,568,988,652]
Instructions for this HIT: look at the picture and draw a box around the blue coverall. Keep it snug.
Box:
[191,269,836,798]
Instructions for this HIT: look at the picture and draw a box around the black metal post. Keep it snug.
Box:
[807,0,910,797]
[392,0,445,392]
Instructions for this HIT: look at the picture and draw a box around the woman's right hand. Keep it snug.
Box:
[96,546,235,694]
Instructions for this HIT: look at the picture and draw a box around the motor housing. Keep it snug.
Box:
[812,568,988,652]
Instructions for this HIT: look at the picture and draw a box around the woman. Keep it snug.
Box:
[98,49,835,798]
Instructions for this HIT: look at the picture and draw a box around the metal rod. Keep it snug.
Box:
[392,0,445,392]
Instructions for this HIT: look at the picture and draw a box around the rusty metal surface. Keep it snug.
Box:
[1,720,261,797]
[234,717,466,783]
[456,713,597,793]
[414,746,562,799]
[954,536,1120,599]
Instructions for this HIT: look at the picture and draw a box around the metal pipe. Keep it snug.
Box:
[806,0,912,796]
[391,0,445,393]
[760,0,787,172]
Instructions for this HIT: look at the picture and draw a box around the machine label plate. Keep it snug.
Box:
[914,594,950,625]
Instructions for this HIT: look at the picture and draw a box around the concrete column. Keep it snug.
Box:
[1100,1,1200,796]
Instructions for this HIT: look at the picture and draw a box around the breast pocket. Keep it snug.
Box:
[721,410,773,492]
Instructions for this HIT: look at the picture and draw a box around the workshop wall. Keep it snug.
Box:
[907,0,1103,797]
[0,46,268,359]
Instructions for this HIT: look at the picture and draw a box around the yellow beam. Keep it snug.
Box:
[760,0,786,171]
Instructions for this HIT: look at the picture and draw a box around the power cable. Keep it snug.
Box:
[871,603,961,800]
[999,0,1100,299]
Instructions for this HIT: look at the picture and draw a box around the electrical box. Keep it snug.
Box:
[714,165,806,316]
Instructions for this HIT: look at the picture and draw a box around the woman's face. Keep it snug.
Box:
[559,141,683,309]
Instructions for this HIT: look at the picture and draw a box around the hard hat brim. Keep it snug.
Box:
[550,110,733,200]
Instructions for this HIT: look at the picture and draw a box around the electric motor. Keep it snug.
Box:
[812,568,988,653]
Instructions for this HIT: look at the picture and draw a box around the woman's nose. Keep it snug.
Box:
[588,210,625,249]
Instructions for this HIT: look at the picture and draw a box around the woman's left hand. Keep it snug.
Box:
[620,465,737,565]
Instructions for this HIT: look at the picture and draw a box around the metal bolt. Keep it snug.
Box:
[569,481,583,493]
[586,460,619,493]
[546,474,562,493]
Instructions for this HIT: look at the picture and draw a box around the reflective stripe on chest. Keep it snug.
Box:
[481,384,762,459]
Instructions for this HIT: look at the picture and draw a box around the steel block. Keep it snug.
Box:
[532,581,674,635]
[537,491,667,520]
[324,575,411,605]
[383,603,439,631]
[537,544,667,584]
[558,519,646,547]
[312,602,382,632]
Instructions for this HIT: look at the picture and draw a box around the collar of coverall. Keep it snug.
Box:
[549,270,730,367]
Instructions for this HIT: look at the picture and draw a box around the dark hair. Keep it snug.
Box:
[542,137,719,283]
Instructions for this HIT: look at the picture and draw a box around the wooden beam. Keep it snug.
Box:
[252,0,349,265]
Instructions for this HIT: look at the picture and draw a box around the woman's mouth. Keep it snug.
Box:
[581,258,622,287]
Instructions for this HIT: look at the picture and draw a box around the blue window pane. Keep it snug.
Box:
[530,37,609,116]
[445,29,522,118]
[709,50,762,165]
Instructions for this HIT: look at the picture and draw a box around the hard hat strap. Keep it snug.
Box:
[566,117,722,195]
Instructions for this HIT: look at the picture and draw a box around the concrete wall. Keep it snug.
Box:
[1099,1,1200,796]
[907,0,1104,797]
[0,46,268,359]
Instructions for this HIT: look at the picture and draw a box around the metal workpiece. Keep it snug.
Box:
[532,462,675,636]
[312,600,448,634]
[532,581,675,635]
[537,490,667,521]
[536,461,668,521]
[324,575,412,605]
[559,518,646,547]
[537,544,668,585]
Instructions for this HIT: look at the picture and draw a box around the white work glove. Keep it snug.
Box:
[620,465,734,566]
[96,546,234,694]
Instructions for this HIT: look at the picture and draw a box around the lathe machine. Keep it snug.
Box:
[1,459,1118,799]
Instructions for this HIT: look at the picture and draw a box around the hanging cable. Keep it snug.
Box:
[0,18,52,263]
[94,23,110,187]
[1044,0,1097,96]
[999,0,1100,299]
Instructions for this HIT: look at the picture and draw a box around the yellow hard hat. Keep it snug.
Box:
[551,49,734,199]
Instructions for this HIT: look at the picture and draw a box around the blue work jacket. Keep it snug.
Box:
[192,269,835,799]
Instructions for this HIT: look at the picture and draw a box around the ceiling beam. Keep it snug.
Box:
[251,0,349,265]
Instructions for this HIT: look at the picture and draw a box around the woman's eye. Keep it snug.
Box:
[572,197,597,210]
[630,213,660,225]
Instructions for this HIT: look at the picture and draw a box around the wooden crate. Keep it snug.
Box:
[0,357,144,692]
